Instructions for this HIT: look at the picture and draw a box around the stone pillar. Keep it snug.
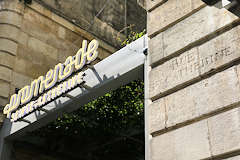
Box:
[147,0,240,159]
[0,0,23,125]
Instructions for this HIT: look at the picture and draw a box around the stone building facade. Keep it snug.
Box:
[0,0,117,126]
[0,0,146,126]
[147,0,240,160]
[0,0,146,159]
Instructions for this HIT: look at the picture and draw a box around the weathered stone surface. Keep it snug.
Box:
[21,19,60,49]
[163,6,239,58]
[151,120,211,160]
[39,0,145,48]
[0,10,22,27]
[150,98,165,133]
[150,47,200,98]
[18,31,29,46]
[0,51,15,68]
[0,66,12,82]
[237,64,240,83]
[198,26,240,75]
[0,0,24,13]
[164,67,240,128]
[146,0,165,11]
[150,25,240,98]
[98,48,111,60]
[13,58,49,79]
[148,0,205,36]
[0,80,10,98]
[0,97,8,107]
[23,8,53,34]
[222,156,240,160]
[149,5,240,66]
[58,26,66,39]
[12,72,33,89]
[208,107,240,156]
[27,37,58,60]
[0,38,18,56]
[17,44,45,66]
[149,33,164,65]
[0,24,19,42]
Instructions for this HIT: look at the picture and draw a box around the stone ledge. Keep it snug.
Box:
[149,24,240,100]
[151,106,240,160]
[0,51,15,69]
[0,38,18,56]
[151,120,211,160]
[146,0,166,12]
[0,10,23,27]
[149,5,240,66]
[0,24,20,44]
[0,66,12,83]
[147,0,205,37]
[0,80,10,98]
[208,107,240,157]
[150,65,240,136]
[0,0,24,13]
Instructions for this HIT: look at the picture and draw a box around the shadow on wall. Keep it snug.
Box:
[32,0,146,48]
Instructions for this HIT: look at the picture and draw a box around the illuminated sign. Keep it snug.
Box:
[3,39,99,122]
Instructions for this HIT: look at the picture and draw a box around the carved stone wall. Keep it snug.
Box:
[147,0,240,159]
[35,0,146,48]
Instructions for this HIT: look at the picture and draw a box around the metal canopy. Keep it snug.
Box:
[0,35,147,159]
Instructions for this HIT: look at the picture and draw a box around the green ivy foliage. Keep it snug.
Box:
[121,29,146,46]
[38,80,144,137]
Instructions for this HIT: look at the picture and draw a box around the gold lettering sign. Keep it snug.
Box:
[3,39,99,122]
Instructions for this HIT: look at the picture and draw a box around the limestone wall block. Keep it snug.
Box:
[146,0,165,11]
[0,52,15,69]
[208,107,240,156]
[18,31,29,46]
[0,24,19,43]
[0,66,12,83]
[27,37,58,60]
[149,6,239,66]
[0,0,24,13]
[12,71,33,89]
[0,10,22,27]
[151,120,211,160]
[149,33,164,65]
[0,38,18,56]
[148,0,205,37]
[222,156,240,160]
[163,6,239,58]
[150,67,240,132]
[0,97,7,108]
[150,25,240,99]
[149,98,166,133]
[0,80,10,98]
[17,44,45,66]
[13,58,49,79]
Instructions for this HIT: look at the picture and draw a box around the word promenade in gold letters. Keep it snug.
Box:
[3,39,99,122]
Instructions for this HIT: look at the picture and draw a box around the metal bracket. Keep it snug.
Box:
[143,48,148,55]
[86,64,95,70]
[19,119,31,124]
[37,108,49,113]
[79,82,92,90]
